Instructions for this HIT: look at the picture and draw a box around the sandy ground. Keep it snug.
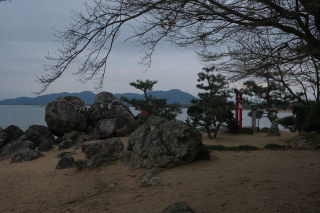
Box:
[1,131,320,213]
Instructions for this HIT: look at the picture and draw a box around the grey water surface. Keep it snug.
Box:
[0,105,292,131]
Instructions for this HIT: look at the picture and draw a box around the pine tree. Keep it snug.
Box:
[186,67,234,139]
[120,79,182,122]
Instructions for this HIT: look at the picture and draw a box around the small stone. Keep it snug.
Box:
[56,156,75,169]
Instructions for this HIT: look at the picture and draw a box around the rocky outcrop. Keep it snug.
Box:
[38,139,52,152]
[54,151,77,158]
[74,134,99,145]
[93,119,116,139]
[160,201,195,213]
[83,137,124,169]
[56,156,75,169]
[10,147,44,163]
[0,137,35,159]
[24,125,56,146]
[121,116,206,170]
[59,139,74,150]
[87,91,138,138]
[45,96,87,137]
[62,131,86,142]
[0,125,23,149]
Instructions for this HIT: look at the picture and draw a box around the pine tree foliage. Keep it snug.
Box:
[186,66,235,139]
[120,79,182,121]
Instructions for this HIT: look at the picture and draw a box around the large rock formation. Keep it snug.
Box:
[10,147,44,163]
[82,137,124,169]
[87,91,138,138]
[24,125,56,146]
[0,125,24,149]
[0,136,35,159]
[121,116,206,170]
[45,96,87,137]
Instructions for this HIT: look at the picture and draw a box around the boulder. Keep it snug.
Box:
[59,139,74,150]
[85,137,124,169]
[84,138,124,159]
[160,201,195,213]
[0,125,23,149]
[54,151,77,158]
[74,134,99,145]
[94,119,116,139]
[45,96,87,137]
[0,137,35,159]
[62,131,86,141]
[24,125,56,146]
[121,116,204,169]
[56,156,75,169]
[10,148,44,163]
[38,139,52,152]
[55,137,62,144]
[86,153,121,169]
[87,91,138,137]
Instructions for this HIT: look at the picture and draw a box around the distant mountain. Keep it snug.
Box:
[0,89,197,105]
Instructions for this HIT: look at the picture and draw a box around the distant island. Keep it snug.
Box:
[0,90,197,108]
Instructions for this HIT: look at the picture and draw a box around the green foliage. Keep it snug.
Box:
[264,144,285,149]
[276,102,320,133]
[276,115,299,132]
[240,80,302,110]
[186,66,235,139]
[206,144,259,151]
[226,120,240,134]
[75,159,87,170]
[120,79,182,121]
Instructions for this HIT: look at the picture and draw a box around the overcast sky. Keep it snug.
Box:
[0,0,225,101]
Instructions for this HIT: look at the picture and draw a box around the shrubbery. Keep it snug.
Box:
[276,102,320,133]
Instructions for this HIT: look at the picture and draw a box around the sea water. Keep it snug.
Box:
[0,105,292,131]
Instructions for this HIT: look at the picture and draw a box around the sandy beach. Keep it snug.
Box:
[1,131,319,213]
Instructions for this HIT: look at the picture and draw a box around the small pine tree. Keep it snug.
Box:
[120,79,182,121]
[186,66,235,139]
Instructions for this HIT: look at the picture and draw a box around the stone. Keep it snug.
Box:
[45,96,87,137]
[87,91,138,137]
[85,137,124,159]
[55,137,62,144]
[93,119,116,139]
[10,147,44,163]
[0,125,23,149]
[121,116,203,169]
[56,156,75,169]
[11,152,23,163]
[54,151,77,158]
[86,153,120,169]
[74,134,99,145]
[38,139,52,152]
[84,137,124,169]
[69,146,78,151]
[267,104,281,136]
[62,131,86,141]
[0,138,35,159]
[24,125,56,146]
[59,139,74,150]
[160,201,195,213]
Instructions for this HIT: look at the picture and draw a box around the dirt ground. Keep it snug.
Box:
[1,131,320,213]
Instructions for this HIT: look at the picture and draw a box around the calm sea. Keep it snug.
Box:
[0,105,292,131]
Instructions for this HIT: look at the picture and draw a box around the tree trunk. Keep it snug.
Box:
[212,124,220,139]
[205,126,212,139]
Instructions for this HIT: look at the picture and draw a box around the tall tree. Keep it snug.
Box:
[120,79,182,121]
[186,66,234,139]
[35,0,320,98]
